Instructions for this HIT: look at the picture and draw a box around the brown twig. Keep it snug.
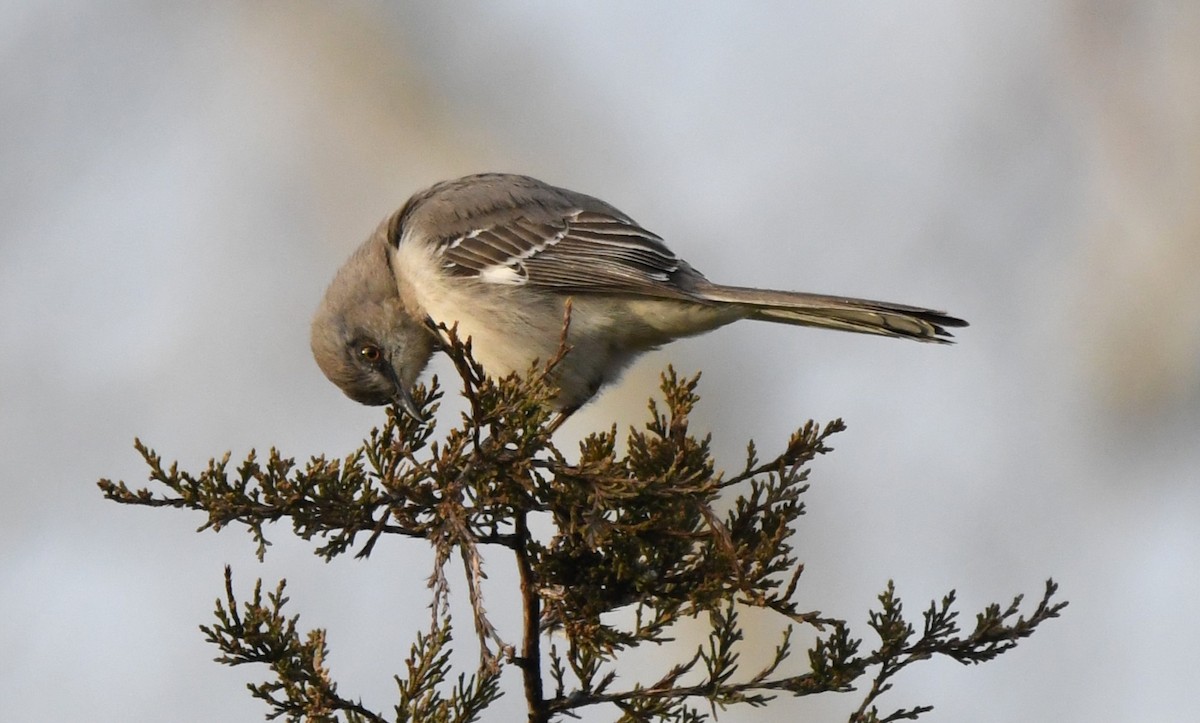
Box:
[513,511,549,723]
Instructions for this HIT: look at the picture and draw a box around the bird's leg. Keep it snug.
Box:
[545,405,579,436]
[423,315,448,350]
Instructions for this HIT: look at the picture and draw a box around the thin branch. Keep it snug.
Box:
[514,511,549,723]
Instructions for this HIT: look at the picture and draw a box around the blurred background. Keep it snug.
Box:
[3,2,1198,720]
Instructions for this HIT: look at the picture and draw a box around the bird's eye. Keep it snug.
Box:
[359,344,383,365]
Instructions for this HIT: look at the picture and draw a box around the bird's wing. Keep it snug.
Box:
[391,174,703,299]
[437,210,699,299]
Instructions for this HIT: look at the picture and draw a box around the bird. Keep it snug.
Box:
[311,173,967,419]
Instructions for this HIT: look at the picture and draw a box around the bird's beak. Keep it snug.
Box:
[383,364,425,421]
[392,385,424,421]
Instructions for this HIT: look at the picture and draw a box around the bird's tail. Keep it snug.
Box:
[696,284,967,343]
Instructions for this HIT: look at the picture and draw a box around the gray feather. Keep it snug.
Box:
[694,284,966,342]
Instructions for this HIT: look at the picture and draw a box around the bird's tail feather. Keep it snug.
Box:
[697,284,967,343]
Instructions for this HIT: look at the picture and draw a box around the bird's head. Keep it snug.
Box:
[310,234,436,418]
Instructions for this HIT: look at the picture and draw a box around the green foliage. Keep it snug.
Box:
[99,329,1066,722]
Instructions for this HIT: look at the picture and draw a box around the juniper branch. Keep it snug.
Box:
[99,326,1065,722]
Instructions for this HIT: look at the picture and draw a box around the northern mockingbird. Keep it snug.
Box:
[312,173,966,418]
